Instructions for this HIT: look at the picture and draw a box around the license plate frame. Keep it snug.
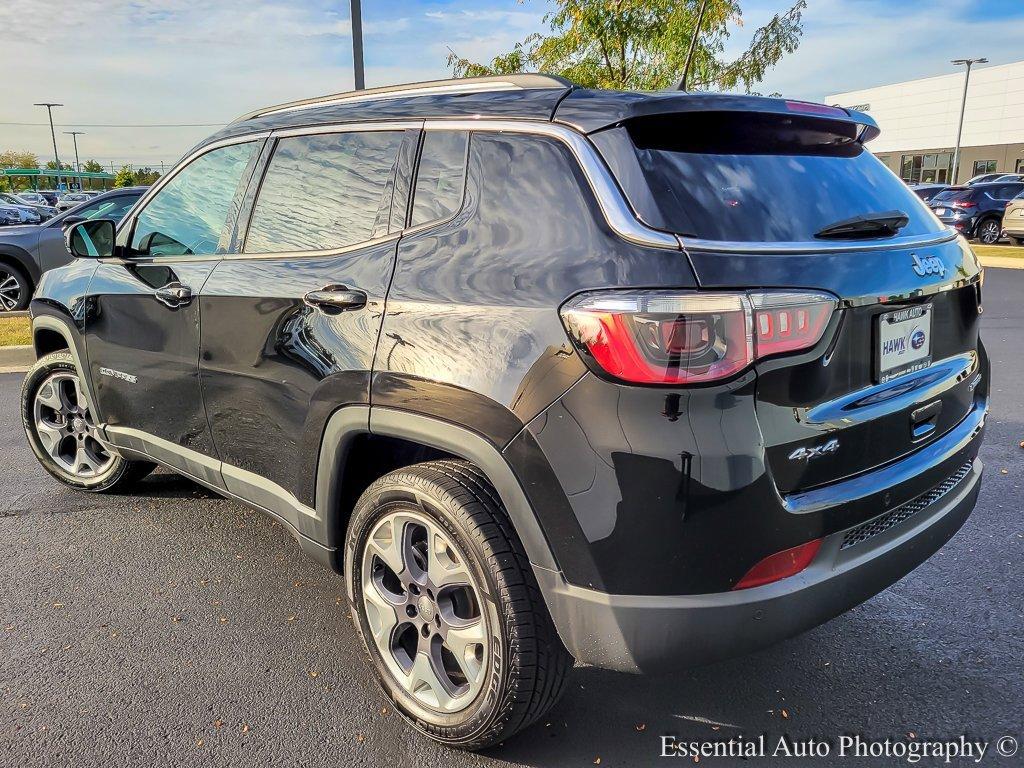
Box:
[876,304,933,383]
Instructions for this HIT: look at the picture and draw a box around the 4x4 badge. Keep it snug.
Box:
[788,438,840,462]
[911,254,945,278]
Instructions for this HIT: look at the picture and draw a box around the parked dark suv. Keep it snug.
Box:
[22,75,988,750]
[929,181,1024,244]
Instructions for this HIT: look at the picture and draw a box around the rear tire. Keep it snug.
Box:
[0,262,31,312]
[346,459,572,750]
[975,217,1002,245]
[22,351,156,492]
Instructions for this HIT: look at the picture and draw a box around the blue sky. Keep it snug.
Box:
[2,0,1023,169]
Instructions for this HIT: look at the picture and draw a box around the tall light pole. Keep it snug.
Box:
[63,130,84,190]
[350,0,365,90]
[34,102,64,191]
[950,58,986,184]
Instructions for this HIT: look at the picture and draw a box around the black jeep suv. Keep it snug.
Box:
[22,75,987,750]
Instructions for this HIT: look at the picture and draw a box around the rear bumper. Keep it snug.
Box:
[538,456,982,674]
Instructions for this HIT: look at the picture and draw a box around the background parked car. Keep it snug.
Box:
[929,181,1024,243]
[56,191,100,211]
[908,182,949,202]
[965,172,1007,186]
[0,186,146,311]
[1002,191,1024,246]
[990,173,1024,184]
[0,205,21,227]
[35,190,60,206]
[0,198,43,225]
[2,193,57,221]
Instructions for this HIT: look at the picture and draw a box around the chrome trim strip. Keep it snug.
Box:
[272,120,422,138]
[679,229,959,254]
[424,118,681,250]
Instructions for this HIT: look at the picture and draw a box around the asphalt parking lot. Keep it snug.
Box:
[1,270,1022,768]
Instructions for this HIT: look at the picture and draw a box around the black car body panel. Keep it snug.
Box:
[27,77,988,673]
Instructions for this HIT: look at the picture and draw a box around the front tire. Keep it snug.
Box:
[346,459,572,750]
[22,351,155,492]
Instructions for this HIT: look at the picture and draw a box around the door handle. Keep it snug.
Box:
[154,282,193,308]
[303,285,367,314]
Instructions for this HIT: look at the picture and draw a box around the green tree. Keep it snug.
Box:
[81,160,105,190]
[113,166,136,188]
[447,0,806,93]
[134,167,161,186]
[0,151,40,191]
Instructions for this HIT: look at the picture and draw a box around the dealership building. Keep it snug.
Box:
[827,59,1024,185]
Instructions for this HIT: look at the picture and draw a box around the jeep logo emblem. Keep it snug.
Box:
[911,254,945,278]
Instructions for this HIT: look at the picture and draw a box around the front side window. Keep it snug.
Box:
[72,195,140,223]
[131,141,258,257]
[411,131,469,227]
[245,131,403,254]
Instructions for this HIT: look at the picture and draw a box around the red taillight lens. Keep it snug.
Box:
[952,200,977,209]
[732,538,823,590]
[561,290,836,385]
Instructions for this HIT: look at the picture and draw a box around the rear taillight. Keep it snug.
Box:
[561,290,837,385]
[732,538,823,590]
[952,200,977,209]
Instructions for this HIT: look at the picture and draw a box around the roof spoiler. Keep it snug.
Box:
[556,90,881,143]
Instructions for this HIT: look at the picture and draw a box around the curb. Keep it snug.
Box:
[0,344,33,373]
[2,310,30,318]
[978,256,1024,270]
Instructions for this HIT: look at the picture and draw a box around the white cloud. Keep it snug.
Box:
[2,0,1022,169]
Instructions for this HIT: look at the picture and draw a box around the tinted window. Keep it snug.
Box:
[411,131,468,227]
[613,113,945,243]
[245,131,403,253]
[72,195,140,222]
[932,189,975,204]
[994,183,1024,200]
[131,141,258,256]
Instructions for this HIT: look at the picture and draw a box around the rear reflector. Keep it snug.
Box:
[732,538,823,590]
[561,290,837,385]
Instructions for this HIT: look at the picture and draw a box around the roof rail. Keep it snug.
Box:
[231,73,575,124]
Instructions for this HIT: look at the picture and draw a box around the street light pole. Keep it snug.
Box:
[63,131,84,190]
[34,102,64,192]
[350,0,365,90]
[950,58,987,184]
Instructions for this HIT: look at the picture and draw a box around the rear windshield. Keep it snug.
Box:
[605,112,945,243]
[931,188,974,203]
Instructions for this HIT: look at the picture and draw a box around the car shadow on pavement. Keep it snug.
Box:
[120,468,220,499]
[484,590,1002,766]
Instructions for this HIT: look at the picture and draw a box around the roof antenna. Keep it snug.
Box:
[676,0,710,90]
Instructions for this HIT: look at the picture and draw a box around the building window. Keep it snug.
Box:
[900,152,953,184]
[972,160,997,176]
[1016,159,1023,173]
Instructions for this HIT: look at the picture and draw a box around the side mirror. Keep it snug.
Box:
[65,218,116,259]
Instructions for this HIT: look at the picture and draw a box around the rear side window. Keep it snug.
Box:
[245,131,403,253]
[131,141,259,256]
[410,130,468,227]
[603,112,945,243]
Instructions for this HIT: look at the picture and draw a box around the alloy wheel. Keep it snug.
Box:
[0,269,22,312]
[978,220,1000,245]
[360,510,488,713]
[32,371,115,478]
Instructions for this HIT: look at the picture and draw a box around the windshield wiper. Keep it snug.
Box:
[814,210,909,239]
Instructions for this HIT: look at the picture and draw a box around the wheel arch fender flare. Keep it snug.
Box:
[30,314,100,418]
[315,406,561,588]
[0,245,39,285]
